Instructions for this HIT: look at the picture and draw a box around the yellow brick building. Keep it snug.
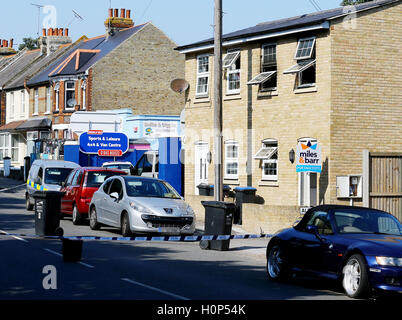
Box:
[176,0,402,232]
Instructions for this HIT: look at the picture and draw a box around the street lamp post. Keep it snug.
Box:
[213,0,223,202]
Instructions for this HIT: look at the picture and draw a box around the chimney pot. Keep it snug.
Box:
[5,41,8,48]
[0,40,3,48]
[59,28,64,36]
[114,8,118,17]
[42,28,47,36]
[126,9,131,19]
[48,28,52,36]
[9,39,13,48]
[64,28,69,37]
[108,8,113,17]
[120,8,126,18]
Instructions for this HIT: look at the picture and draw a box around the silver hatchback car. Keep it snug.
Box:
[89,176,195,236]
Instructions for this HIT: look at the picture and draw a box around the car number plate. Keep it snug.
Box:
[158,227,180,234]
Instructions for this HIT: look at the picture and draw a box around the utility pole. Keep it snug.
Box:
[213,0,223,202]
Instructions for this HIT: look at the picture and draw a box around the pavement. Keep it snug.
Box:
[0,176,26,192]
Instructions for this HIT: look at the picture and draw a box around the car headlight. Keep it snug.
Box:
[130,202,151,214]
[376,256,402,267]
[185,205,194,216]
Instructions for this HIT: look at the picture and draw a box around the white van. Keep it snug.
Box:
[132,151,158,178]
[26,160,80,210]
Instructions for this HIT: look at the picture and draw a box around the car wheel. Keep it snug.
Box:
[72,205,82,225]
[121,212,132,237]
[342,254,370,299]
[89,206,101,230]
[26,195,33,211]
[266,244,289,281]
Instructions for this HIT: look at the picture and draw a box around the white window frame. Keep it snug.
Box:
[64,81,75,110]
[81,80,87,110]
[21,90,25,115]
[222,51,240,69]
[54,82,60,112]
[45,86,51,114]
[224,140,239,180]
[10,92,14,119]
[294,37,316,60]
[257,139,278,181]
[262,159,278,181]
[34,88,39,115]
[0,133,9,161]
[262,43,277,66]
[0,133,19,162]
[196,54,209,97]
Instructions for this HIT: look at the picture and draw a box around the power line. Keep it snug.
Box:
[309,0,322,11]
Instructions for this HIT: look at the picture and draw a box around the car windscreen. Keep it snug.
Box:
[334,210,402,236]
[85,171,126,188]
[44,168,74,185]
[124,178,181,199]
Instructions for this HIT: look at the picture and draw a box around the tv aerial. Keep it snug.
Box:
[31,3,44,37]
[170,79,189,94]
[67,10,84,28]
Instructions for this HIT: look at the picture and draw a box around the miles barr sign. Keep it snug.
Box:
[296,140,322,173]
[79,131,129,156]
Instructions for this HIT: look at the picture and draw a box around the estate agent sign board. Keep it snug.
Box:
[296,140,322,173]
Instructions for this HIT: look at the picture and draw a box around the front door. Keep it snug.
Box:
[194,142,209,195]
[299,172,317,207]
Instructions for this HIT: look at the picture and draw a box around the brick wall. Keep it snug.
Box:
[329,2,402,205]
[183,31,332,206]
[91,23,185,115]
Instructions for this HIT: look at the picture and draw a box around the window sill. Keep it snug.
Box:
[32,113,39,116]
[258,180,279,187]
[193,96,210,104]
[257,90,278,99]
[224,93,241,101]
[223,179,240,185]
[63,109,75,113]
[294,85,317,94]
[44,112,51,115]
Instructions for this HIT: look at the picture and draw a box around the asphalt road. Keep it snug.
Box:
[0,185,351,301]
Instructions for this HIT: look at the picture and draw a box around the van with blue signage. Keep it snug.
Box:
[26,160,80,210]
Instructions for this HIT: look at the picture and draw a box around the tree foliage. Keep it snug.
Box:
[18,37,39,51]
[341,0,373,5]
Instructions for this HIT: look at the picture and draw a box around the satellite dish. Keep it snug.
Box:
[170,79,189,94]
[67,98,77,108]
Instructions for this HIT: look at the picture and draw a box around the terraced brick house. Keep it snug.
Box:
[175,0,402,232]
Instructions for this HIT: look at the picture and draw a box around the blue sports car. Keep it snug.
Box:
[266,205,402,299]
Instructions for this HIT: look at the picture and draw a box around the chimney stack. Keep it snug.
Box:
[38,26,72,56]
[105,8,134,37]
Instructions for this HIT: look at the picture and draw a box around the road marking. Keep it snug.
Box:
[121,278,190,300]
[43,248,95,269]
[0,184,26,192]
[0,229,29,243]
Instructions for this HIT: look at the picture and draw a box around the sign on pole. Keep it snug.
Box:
[79,131,129,156]
[296,140,322,173]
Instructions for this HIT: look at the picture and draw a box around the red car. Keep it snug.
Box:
[60,167,127,224]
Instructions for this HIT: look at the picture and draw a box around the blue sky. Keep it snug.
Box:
[2,0,344,48]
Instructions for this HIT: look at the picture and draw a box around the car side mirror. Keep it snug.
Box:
[306,225,325,241]
[110,192,119,200]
